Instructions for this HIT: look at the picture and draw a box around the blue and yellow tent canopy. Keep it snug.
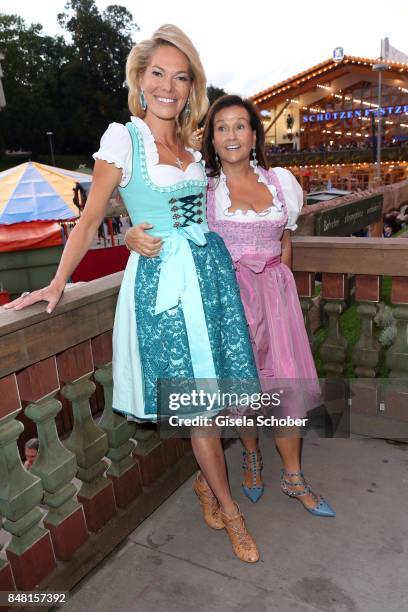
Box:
[0,161,92,224]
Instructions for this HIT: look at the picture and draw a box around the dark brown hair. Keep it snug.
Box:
[202,94,269,178]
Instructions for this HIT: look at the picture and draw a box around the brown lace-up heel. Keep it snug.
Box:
[221,503,260,563]
[193,472,224,530]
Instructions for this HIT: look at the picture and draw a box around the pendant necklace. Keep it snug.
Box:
[154,135,185,170]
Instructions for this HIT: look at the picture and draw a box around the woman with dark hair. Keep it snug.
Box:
[126,94,336,517]
[202,95,269,178]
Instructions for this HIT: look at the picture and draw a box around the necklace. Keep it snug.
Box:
[154,135,185,170]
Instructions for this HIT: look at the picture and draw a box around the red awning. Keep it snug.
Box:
[0,221,63,252]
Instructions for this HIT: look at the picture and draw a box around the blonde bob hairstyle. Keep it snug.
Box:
[126,24,208,147]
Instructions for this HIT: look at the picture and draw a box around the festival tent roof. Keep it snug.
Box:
[0,221,63,253]
[0,161,92,224]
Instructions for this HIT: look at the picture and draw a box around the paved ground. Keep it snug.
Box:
[60,434,407,612]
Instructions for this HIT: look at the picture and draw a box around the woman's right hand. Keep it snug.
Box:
[125,223,163,257]
[3,279,65,314]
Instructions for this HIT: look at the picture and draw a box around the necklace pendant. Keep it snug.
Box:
[176,157,184,169]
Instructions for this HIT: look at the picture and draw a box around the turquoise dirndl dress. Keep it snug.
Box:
[112,121,258,421]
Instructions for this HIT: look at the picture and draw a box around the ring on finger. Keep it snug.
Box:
[20,291,30,299]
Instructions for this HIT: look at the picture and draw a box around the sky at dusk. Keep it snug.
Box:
[2,0,408,95]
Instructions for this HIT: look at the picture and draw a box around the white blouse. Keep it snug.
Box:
[214,163,303,231]
[93,117,303,230]
[93,116,205,187]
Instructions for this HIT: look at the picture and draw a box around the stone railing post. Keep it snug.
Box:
[0,374,56,590]
[58,342,117,532]
[0,512,16,593]
[387,278,408,379]
[352,275,381,377]
[294,271,316,351]
[381,278,408,438]
[19,357,89,561]
[94,364,142,507]
[132,428,165,488]
[91,332,142,507]
[319,274,347,376]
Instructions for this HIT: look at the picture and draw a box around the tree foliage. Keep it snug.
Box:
[207,85,227,107]
[0,3,228,159]
[0,0,139,156]
[0,14,67,154]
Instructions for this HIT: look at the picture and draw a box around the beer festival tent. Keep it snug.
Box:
[0,161,92,252]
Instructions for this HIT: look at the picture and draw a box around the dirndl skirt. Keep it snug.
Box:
[112,232,258,420]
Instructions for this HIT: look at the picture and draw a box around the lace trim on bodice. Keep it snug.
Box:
[124,119,208,194]
[131,117,202,170]
[219,161,284,219]
[206,167,288,261]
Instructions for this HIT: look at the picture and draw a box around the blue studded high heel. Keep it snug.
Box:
[280,470,336,517]
[242,449,264,503]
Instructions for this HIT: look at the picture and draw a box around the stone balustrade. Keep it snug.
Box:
[0,274,195,603]
[292,236,408,439]
[0,237,407,602]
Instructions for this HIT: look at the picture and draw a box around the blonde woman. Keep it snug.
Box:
[5,25,260,563]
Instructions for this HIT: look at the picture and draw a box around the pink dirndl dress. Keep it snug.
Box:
[207,167,321,419]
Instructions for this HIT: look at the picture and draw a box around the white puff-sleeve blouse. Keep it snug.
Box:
[92,116,205,187]
[214,164,303,231]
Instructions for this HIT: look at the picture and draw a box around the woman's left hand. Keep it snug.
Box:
[125,223,163,257]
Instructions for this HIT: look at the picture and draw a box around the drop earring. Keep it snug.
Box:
[139,88,147,111]
[183,98,191,116]
[252,146,258,168]
[215,152,219,165]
